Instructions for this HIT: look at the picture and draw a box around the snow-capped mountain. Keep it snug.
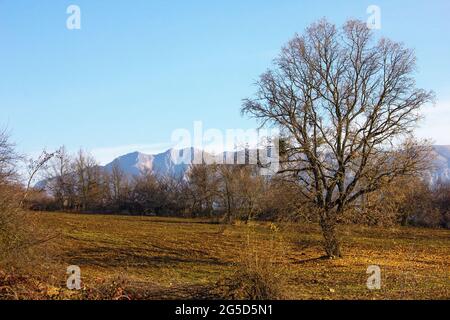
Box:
[103,146,450,183]
[34,147,266,189]
[103,147,203,179]
[36,145,450,189]
[102,147,265,178]
[430,145,450,184]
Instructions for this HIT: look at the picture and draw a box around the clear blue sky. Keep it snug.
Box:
[1,0,449,164]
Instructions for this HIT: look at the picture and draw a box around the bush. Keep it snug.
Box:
[211,224,286,300]
[213,262,283,300]
[339,176,450,229]
[0,184,28,263]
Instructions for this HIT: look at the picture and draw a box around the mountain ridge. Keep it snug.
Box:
[36,145,450,189]
[103,145,450,183]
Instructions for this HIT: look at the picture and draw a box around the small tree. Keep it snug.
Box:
[242,19,434,257]
[73,150,102,211]
[20,150,55,208]
[186,164,220,217]
[0,129,17,184]
[0,130,43,264]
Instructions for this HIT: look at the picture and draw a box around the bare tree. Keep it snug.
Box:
[20,150,55,208]
[131,170,163,215]
[74,150,101,211]
[0,130,21,258]
[110,161,127,204]
[0,130,46,264]
[242,19,434,257]
[215,164,263,223]
[217,165,237,223]
[186,164,220,217]
[0,129,18,184]
[45,146,78,210]
[227,165,264,223]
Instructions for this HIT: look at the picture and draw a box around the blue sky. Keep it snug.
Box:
[1,0,449,164]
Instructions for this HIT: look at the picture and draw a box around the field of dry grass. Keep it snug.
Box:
[2,212,449,300]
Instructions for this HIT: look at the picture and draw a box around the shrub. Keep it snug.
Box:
[212,224,286,300]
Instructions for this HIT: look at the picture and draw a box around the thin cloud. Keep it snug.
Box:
[417,100,450,145]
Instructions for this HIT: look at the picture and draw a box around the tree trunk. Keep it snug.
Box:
[320,215,342,258]
[400,212,409,226]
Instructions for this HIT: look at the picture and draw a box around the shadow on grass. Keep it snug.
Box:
[140,218,219,226]
[293,236,323,249]
[293,256,331,264]
[63,246,228,268]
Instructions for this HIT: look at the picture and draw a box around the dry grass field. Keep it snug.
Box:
[1,212,449,300]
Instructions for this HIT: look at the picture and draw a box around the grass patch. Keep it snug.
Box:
[1,212,448,300]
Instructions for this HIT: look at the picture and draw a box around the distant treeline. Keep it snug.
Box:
[23,148,450,229]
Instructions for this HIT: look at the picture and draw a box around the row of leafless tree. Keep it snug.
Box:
[25,148,308,221]
[17,143,448,230]
[342,176,450,229]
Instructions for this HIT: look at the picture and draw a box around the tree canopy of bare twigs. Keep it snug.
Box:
[0,129,18,184]
[242,19,435,257]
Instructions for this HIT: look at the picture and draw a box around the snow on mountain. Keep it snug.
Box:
[430,145,450,184]
[103,146,450,183]
[103,147,206,179]
[36,145,450,189]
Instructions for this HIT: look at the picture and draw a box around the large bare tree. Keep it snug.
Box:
[242,19,434,258]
